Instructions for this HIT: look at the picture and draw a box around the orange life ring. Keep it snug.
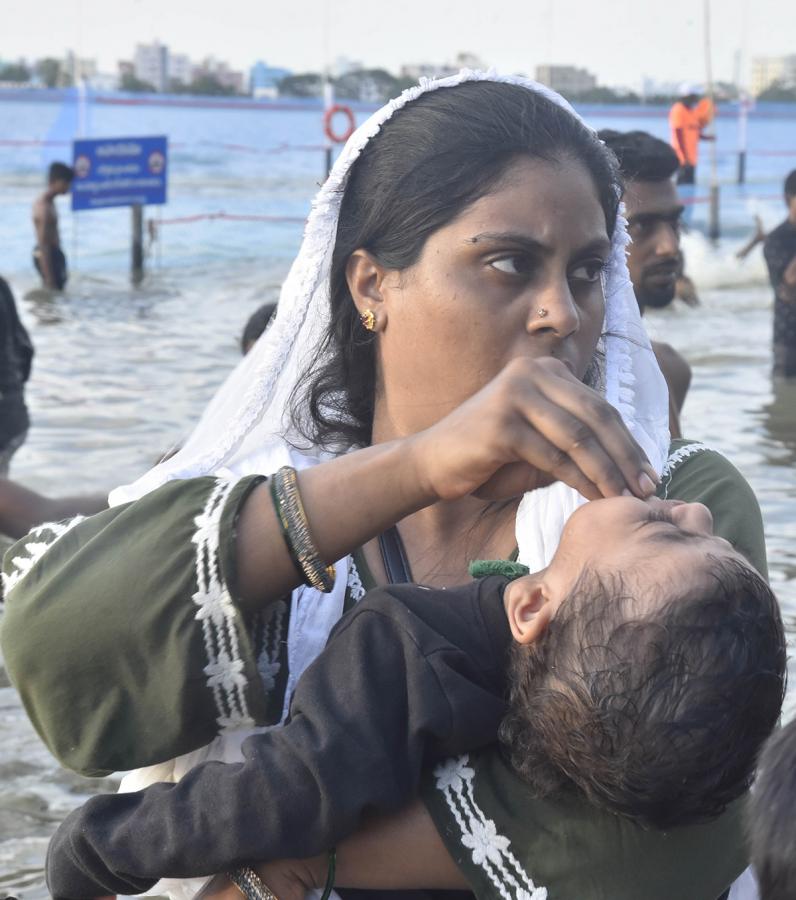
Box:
[324,104,356,143]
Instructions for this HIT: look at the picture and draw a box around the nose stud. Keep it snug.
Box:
[537,308,548,318]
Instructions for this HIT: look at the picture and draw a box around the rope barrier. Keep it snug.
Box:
[0,138,329,155]
[7,138,796,158]
[681,191,784,205]
[155,211,306,225]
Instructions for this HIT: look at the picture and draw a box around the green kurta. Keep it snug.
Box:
[0,440,769,897]
[422,751,748,900]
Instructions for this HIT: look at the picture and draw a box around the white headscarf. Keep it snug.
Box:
[111,69,669,557]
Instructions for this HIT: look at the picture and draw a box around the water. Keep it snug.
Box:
[0,95,795,896]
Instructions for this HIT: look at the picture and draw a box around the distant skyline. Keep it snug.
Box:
[4,0,794,89]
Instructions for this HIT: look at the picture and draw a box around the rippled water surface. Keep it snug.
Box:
[1,96,795,896]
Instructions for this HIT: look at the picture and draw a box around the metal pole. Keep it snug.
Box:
[704,0,720,240]
[709,184,720,242]
[737,94,748,184]
[131,204,144,283]
[323,78,334,179]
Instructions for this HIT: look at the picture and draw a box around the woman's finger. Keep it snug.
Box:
[522,362,658,497]
[493,422,605,500]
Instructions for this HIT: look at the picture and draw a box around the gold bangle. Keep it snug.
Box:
[228,866,280,900]
[272,466,336,593]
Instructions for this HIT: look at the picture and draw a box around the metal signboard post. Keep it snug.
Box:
[72,136,168,283]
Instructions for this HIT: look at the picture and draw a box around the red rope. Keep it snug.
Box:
[0,138,326,154]
[156,211,305,225]
[680,191,784,205]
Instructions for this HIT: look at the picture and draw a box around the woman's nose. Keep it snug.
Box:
[525,278,579,339]
[670,501,714,535]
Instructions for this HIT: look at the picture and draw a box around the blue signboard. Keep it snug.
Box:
[71,135,168,211]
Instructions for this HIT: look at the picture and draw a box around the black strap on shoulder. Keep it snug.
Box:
[378,525,413,584]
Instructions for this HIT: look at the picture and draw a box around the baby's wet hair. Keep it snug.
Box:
[499,557,785,829]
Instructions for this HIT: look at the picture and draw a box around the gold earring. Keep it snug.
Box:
[360,309,376,332]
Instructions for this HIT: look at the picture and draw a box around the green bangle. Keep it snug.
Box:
[319,848,336,900]
[271,466,336,593]
[269,474,303,577]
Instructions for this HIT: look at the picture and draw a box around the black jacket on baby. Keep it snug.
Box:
[47,575,512,897]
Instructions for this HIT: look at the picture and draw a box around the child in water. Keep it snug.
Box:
[44,492,785,899]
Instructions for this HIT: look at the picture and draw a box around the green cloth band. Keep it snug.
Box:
[469,559,530,580]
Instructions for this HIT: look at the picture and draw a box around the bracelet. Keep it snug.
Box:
[319,848,336,900]
[270,466,336,593]
[228,866,279,900]
[270,475,303,575]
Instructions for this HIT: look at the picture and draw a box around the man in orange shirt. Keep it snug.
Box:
[669,85,714,184]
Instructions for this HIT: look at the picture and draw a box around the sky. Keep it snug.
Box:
[3,0,794,89]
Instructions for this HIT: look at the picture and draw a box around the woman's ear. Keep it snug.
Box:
[504,576,557,645]
[346,249,390,329]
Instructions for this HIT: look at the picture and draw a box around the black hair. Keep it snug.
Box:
[499,557,786,829]
[747,718,796,900]
[241,302,277,354]
[598,129,680,183]
[48,162,74,184]
[290,82,622,450]
[784,169,796,199]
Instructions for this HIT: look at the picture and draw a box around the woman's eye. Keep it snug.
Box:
[647,508,674,525]
[570,260,606,283]
[489,255,531,276]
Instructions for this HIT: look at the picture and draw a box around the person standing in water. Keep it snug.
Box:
[763,170,796,378]
[669,86,714,185]
[32,162,73,291]
[0,276,33,476]
[599,129,691,437]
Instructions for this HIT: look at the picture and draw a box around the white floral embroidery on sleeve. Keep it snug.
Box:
[434,755,547,900]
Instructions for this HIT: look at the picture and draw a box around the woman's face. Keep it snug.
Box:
[372,155,611,435]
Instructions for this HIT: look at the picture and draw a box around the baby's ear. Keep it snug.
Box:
[504,575,556,645]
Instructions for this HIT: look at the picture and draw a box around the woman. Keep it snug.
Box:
[1,72,766,898]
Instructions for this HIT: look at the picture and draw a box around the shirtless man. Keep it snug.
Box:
[599,129,692,438]
[32,162,73,291]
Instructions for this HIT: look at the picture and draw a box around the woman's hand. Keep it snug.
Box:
[408,355,658,502]
[238,357,657,605]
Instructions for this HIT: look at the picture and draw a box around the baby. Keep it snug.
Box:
[46,495,785,898]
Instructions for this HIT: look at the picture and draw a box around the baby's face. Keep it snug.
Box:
[506,496,749,627]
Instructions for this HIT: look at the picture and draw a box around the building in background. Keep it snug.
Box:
[249,60,292,98]
[169,53,193,88]
[194,57,244,94]
[331,56,363,78]
[400,54,484,83]
[63,51,98,84]
[751,55,796,96]
[535,64,597,97]
[134,41,169,92]
[399,63,453,80]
